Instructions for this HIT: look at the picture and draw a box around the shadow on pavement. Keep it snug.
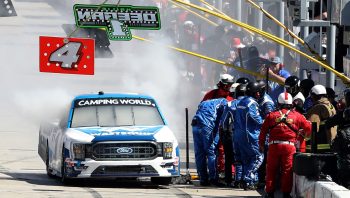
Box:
[1,171,169,189]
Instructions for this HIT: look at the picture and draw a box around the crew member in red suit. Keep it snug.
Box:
[259,92,311,198]
[202,73,234,175]
[202,74,234,102]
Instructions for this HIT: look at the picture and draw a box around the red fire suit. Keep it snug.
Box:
[202,88,233,174]
[202,89,233,102]
[259,109,311,194]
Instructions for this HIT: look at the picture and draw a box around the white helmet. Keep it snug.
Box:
[293,92,305,103]
[183,20,194,28]
[230,83,240,93]
[220,74,234,85]
[278,92,293,105]
[310,85,327,95]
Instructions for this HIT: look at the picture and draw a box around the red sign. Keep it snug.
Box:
[39,36,94,75]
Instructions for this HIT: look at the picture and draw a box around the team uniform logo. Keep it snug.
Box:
[39,36,95,75]
[73,4,161,41]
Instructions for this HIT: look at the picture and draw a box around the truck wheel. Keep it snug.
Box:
[46,143,54,178]
[293,153,337,180]
[151,177,172,185]
[61,145,72,185]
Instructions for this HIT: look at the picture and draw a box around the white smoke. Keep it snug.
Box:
[0,0,199,138]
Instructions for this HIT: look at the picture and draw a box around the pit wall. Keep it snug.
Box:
[293,174,350,198]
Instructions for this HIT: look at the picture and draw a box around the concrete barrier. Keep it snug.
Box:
[293,174,350,198]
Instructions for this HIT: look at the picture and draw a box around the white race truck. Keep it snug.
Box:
[38,92,180,185]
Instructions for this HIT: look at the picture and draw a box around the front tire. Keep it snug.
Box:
[46,143,54,178]
[151,177,172,185]
[61,145,72,185]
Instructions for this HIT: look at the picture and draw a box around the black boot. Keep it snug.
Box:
[283,193,292,198]
[264,192,274,198]
[233,181,241,188]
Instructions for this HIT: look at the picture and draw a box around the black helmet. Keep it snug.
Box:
[256,80,266,95]
[235,84,247,98]
[300,78,315,96]
[236,77,250,84]
[285,76,300,97]
[246,82,261,99]
[247,46,259,58]
[326,87,336,99]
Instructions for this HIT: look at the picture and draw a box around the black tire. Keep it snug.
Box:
[61,145,73,185]
[46,143,55,178]
[151,177,172,185]
[293,152,337,180]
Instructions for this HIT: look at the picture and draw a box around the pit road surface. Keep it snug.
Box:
[0,1,261,197]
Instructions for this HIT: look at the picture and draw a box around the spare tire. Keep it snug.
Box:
[293,152,337,180]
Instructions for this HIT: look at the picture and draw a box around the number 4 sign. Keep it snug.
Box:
[39,36,94,75]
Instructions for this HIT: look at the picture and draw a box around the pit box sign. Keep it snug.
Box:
[73,4,161,41]
[39,36,95,75]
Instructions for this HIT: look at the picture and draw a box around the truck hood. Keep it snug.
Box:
[74,126,163,142]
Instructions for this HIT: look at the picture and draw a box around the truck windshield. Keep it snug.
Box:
[71,105,164,128]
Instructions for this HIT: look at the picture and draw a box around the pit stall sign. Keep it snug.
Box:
[73,4,161,41]
[39,36,95,75]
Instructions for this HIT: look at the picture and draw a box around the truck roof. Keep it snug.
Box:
[73,92,155,100]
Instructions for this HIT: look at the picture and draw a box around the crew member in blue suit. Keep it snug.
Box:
[220,83,247,188]
[256,80,275,188]
[257,80,275,119]
[191,98,227,186]
[234,82,264,190]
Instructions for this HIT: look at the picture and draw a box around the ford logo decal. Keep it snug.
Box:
[116,147,133,154]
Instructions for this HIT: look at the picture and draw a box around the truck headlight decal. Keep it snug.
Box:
[163,142,173,159]
[73,143,86,160]
[85,144,93,158]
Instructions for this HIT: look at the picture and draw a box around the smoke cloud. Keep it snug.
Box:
[1,0,200,138]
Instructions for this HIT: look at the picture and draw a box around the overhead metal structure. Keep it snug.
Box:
[0,0,17,17]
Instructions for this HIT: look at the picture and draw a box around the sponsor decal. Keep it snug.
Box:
[74,4,161,41]
[76,126,163,137]
[116,147,133,154]
[39,36,94,75]
[74,98,155,107]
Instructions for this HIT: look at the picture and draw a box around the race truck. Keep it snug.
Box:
[38,92,180,185]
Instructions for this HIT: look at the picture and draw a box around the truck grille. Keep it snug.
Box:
[92,142,158,161]
[91,165,158,177]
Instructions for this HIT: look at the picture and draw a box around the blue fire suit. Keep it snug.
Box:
[233,96,264,186]
[258,93,275,119]
[192,98,227,182]
[220,96,244,182]
[257,93,275,184]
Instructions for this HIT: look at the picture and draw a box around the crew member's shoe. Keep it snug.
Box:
[225,182,234,188]
[233,181,241,188]
[257,182,265,189]
[209,179,225,187]
[283,193,292,198]
[242,182,257,190]
[264,192,274,198]
[200,180,210,186]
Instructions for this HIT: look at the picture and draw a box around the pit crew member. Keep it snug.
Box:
[259,92,311,198]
